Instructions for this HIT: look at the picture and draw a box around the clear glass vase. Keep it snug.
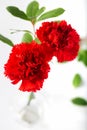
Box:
[9,90,48,128]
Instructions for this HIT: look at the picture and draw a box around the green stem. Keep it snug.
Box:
[27,92,35,106]
[32,23,37,38]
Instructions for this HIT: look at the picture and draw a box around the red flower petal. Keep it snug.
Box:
[19,79,43,92]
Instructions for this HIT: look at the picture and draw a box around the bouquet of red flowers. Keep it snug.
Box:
[0,3,82,125]
[0,1,80,93]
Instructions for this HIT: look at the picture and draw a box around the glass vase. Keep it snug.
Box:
[9,90,49,128]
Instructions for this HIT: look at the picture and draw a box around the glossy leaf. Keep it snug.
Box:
[22,33,33,43]
[26,1,39,20]
[78,49,87,66]
[0,34,13,46]
[7,6,28,20]
[36,7,46,17]
[72,74,82,87]
[37,8,65,21]
[72,97,87,106]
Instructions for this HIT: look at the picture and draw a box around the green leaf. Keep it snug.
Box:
[22,33,33,43]
[37,8,65,21]
[72,74,82,87]
[72,97,87,106]
[36,7,46,17]
[0,34,13,46]
[7,6,28,20]
[34,37,41,44]
[26,1,39,20]
[78,49,87,66]
[10,29,32,34]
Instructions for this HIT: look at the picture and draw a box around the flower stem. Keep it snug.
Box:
[27,92,35,106]
[32,23,37,38]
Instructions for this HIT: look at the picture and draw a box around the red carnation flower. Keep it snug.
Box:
[4,41,50,92]
[36,20,80,62]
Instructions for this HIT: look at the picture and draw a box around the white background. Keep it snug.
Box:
[0,0,87,130]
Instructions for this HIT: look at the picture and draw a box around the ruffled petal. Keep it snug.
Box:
[19,79,43,92]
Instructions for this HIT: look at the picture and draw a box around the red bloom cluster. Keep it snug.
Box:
[36,20,80,62]
[4,41,50,92]
[4,20,80,92]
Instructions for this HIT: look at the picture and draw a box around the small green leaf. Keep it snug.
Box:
[78,49,87,66]
[10,29,32,34]
[37,8,65,21]
[0,34,13,46]
[7,6,28,20]
[36,7,46,17]
[72,97,87,106]
[34,38,41,44]
[26,1,39,20]
[72,74,82,87]
[22,33,33,43]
